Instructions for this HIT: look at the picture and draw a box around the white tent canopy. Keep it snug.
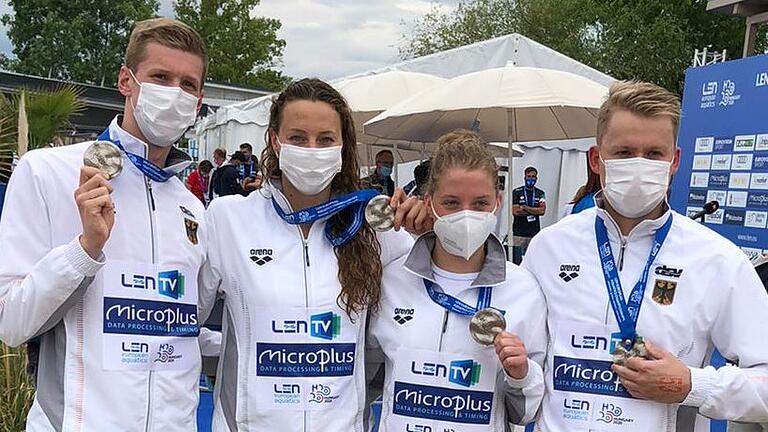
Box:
[190,33,616,233]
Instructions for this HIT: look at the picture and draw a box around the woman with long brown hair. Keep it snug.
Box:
[198,78,414,431]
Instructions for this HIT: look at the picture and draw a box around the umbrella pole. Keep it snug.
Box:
[394,141,400,186]
[507,109,516,256]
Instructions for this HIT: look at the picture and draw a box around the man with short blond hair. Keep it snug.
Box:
[524,80,768,431]
[0,18,209,431]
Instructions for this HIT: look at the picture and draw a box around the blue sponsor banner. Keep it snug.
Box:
[103,297,198,337]
[688,189,707,206]
[708,173,730,188]
[393,381,493,425]
[724,209,746,226]
[256,342,355,377]
[754,155,768,169]
[713,137,733,152]
[748,192,768,208]
[670,54,768,251]
[552,356,632,398]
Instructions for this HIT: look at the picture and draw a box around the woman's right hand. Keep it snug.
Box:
[390,187,433,235]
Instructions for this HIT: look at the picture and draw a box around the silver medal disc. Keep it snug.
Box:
[83,141,123,179]
[469,308,506,346]
[365,195,395,232]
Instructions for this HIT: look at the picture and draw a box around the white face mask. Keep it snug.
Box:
[432,204,497,260]
[129,69,199,147]
[601,156,672,218]
[278,141,343,195]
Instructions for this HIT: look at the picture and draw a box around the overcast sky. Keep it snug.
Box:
[0,0,458,82]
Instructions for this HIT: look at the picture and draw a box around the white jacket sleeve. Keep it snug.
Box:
[500,267,548,426]
[0,157,103,347]
[197,202,223,325]
[682,256,768,422]
[377,229,414,267]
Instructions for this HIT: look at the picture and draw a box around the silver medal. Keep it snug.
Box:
[612,335,648,365]
[83,141,123,179]
[364,195,395,232]
[469,308,506,346]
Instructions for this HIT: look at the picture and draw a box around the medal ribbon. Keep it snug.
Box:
[98,129,174,183]
[595,214,672,349]
[423,280,504,316]
[271,188,379,247]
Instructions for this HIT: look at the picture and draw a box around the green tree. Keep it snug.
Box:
[174,0,289,91]
[0,86,85,182]
[402,0,768,94]
[1,0,158,87]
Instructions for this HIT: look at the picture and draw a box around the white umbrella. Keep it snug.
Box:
[364,65,608,240]
[334,71,447,181]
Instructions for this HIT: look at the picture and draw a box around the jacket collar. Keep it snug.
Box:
[107,115,192,175]
[404,231,507,288]
[594,191,673,242]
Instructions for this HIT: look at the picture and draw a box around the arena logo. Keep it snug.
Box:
[121,270,186,300]
[394,307,415,325]
[271,311,341,340]
[256,342,355,377]
[103,297,198,337]
[250,248,273,266]
[558,264,580,282]
[393,381,493,424]
[411,359,481,388]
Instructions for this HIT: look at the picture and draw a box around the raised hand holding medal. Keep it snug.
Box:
[76,140,123,259]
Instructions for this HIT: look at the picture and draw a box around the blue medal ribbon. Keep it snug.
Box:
[423,280,504,316]
[271,188,379,247]
[97,129,174,183]
[595,214,673,349]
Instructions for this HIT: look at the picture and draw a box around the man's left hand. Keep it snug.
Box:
[612,340,691,403]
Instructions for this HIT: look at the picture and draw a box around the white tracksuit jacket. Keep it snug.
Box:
[0,116,207,432]
[198,181,413,432]
[368,233,548,432]
[523,200,768,432]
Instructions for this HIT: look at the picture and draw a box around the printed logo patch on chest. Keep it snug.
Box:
[558,264,580,282]
[393,307,414,325]
[184,218,199,245]
[652,279,677,305]
[250,248,273,266]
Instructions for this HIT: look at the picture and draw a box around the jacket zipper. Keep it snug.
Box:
[603,215,628,325]
[275,187,313,432]
[301,235,310,432]
[144,176,157,432]
[437,310,449,352]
